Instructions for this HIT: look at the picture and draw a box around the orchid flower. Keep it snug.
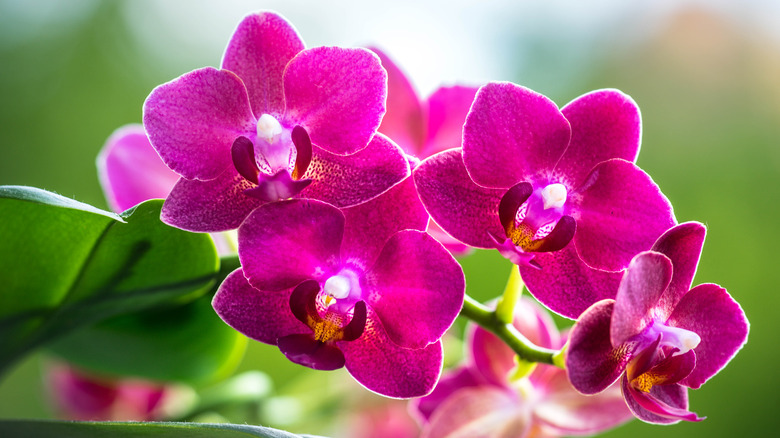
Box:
[143,12,409,232]
[371,47,478,255]
[212,179,465,398]
[414,82,675,275]
[46,361,175,421]
[414,298,633,437]
[566,222,749,423]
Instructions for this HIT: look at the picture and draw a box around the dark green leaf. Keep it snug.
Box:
[0,420,325,438]
[0,187,221,377]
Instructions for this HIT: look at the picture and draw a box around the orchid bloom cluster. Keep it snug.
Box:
[93,9,748,434]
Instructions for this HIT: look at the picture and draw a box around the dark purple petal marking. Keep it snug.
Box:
[532,215,576,253]
[277,334,346,371]
[498,182,533,230]
[290,125,312,180]
[244,170,312,202]
[289,280,321,325]
[231,136,259,184]
[340,301,367,342]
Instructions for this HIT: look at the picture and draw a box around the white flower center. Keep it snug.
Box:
[323,275,351,300]
[656,324,701,356]
[540,183,567,210]
[256,114,283,143]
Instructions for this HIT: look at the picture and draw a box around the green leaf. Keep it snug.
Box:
[0,420,325,438]
[0,187,220,377]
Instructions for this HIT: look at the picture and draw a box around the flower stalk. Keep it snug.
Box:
[460,295,560,366]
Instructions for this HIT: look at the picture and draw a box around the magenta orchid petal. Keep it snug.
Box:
[97,124,179,213]
[341,177,428,267]
[572,158,676,272]
[238,199,344,291]
[566,300,629,395]
[651,222,707,317]
[621,377,702,424]
[422,85,479,158]
[521,245,623,319]
[421,387,525,438]
[611,251,673,347]
[364,230,465,349]
[221,12,304,117]
[535,370,633,435]
[301,133,409,208]
[667,283,749,389]
[340,311,443,398]
[277,334,346,371]
[413,367,483,421]
[462,82,571,188]
[554,89,642,185]
[371,47,426,156]
[161,167,263,232]
[143,67,256,180]
[283,47,386,155]
[414,149,504,248]
[212,269,306,345]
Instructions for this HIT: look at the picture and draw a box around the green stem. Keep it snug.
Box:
[495,267,523,325]
[460,295,560,367]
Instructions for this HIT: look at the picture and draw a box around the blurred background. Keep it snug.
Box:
[0,0,778,436]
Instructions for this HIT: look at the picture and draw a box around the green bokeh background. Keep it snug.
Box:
[1,1,777,437]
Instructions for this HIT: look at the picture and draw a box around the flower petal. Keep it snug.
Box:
[365,230,464,349]
[622,378,702,423]
[277,334,346,371]
[554,89,641,186]
[535,370,633,435]
[421,386,527,438]
[667,283,749,389]
[283,47,386,155]
[611,251,673,347]
[651,222,706,317]
[239,199,344,291]
[462,82,570,188]
[371,47,426,156]
[340,309,443,398]
[566,300,629,395]
[221,12,304,117]
[571,158,676,272]
[301,133,409,208]
[97,124,179,213]
[422,85,479,158]
[161,167,263,232]
[521,245,623,319]
[341,176,429,267]
[414,149,504,248]
[143,67,256,180]
[212,269,306,344]
[413,367,483,421]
